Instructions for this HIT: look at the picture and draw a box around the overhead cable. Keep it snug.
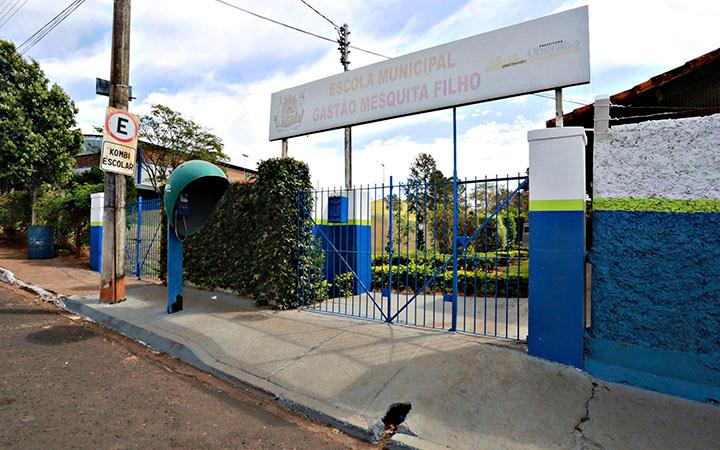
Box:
[298,0,339,29]
[212,0,389,59]
[17,0,86,55]
[0,0,27,29]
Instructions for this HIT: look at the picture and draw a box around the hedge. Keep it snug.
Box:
[184,157,312,309]
[371,251,528,272]
[371,264,528,298]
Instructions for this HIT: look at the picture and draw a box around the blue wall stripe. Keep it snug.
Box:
[528,210,585,368]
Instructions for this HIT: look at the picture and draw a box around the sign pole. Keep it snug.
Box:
[451,107,459,332]
[281,138,288,157]
[555,88,564,127]
[100,0,131,303]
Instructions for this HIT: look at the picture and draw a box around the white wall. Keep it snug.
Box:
[594,113,720,200]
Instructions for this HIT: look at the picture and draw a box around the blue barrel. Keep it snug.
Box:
[27,226,54,259]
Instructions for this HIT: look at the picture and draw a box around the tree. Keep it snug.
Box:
[0,40,82,224]
[138,104,229,193]
[404,153,444,251]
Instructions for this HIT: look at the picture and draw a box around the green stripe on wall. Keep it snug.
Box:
[594,197,720,213]
[314,219,371,226]
[529,199,585,211]
[90,221,103,227]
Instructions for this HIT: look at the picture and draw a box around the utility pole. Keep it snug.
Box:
[100,0,131,304]
[338,23,351,188]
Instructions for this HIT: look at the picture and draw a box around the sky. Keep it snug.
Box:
[1,0,718,188]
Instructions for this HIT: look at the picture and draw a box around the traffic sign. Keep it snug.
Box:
[101,106,139,176]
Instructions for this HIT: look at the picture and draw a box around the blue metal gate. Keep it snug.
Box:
[297,175,529,341]
[125,197,163,281]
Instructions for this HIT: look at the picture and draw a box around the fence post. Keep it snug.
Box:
[594,95,610,142]
[386,176,393,322]
[135,196,142,278]
[527,127,587,368]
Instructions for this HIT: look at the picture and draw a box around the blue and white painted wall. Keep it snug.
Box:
[89,192,104,272]
[588,113,720,403]
[527,127,587,368]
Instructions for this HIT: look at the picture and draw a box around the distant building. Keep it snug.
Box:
[75,134,256,198]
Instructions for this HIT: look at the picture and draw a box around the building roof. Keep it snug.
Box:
[77,134,256,174]
[547,47,720,128]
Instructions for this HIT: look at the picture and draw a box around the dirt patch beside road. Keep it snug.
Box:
[0,244,150,297]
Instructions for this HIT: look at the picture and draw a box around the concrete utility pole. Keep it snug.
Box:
[339,23,351,188]
[100,0,131,304]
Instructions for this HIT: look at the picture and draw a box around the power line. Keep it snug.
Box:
[17,0,86,55]
[0,0,17,19]
[0,0,30,30]
[211,0,389,59]
[298,0,338,29]
[0,0,22,24]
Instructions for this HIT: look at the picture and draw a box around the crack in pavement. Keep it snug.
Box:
[573,380,607,450]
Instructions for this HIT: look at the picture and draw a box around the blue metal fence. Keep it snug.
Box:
[297,175,529,340]
[125,197,163,281]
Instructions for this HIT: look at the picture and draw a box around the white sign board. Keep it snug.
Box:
[269,6,589,141]
[100,106,139,176]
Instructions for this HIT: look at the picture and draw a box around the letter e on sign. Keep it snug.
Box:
[100,106,140,176]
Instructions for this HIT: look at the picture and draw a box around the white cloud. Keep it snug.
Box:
[8,0,716,190]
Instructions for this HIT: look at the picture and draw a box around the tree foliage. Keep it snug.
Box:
[404,153,445,251]
[138,104,229,193]
[0,40,82,193]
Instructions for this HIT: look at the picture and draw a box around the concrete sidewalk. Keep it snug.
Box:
[1,251,719,449]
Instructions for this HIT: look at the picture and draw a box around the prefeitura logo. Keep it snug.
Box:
[274,91,305,130]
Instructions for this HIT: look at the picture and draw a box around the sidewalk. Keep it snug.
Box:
[2,247,719,449]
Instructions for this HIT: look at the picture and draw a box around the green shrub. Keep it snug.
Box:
[185,158,312,309]
[371,264,528,298]
[0,190,31,236]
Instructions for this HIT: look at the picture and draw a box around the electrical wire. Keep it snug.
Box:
[0,0,30,30]
[17,0,86,56]
[211,0,389,59]
[18,0,84,54]
[299,0,339,29]
[0,0,17,19]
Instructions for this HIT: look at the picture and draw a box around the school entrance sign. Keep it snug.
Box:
[269,6,589,140]
[100,106,139,176]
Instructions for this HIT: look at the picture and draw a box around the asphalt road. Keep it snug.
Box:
[0,282,374,449]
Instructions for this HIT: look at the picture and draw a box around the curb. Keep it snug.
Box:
[0,266,436,448]
[0,267,66,305]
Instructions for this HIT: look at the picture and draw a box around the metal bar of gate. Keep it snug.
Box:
[451,107,459,332]
[299,199,388,321]
[386,176,394,322]
[135,196,142,278]
[387,179,528,323]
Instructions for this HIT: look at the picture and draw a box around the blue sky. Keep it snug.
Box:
[1,0,718,187]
